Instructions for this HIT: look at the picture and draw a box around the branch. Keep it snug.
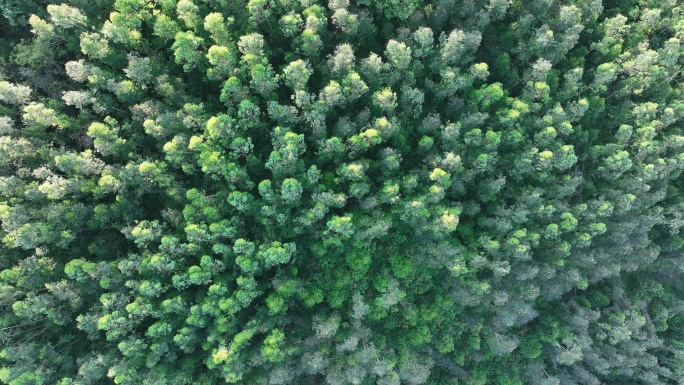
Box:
[427,348,469,380]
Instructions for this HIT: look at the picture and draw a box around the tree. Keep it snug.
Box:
[1,1,684,384]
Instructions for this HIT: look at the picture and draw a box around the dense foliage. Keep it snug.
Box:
[1,0,684,384]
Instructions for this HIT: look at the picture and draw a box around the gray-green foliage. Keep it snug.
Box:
[1,0,684,384]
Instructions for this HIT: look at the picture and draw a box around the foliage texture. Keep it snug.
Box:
[1,0,684,384]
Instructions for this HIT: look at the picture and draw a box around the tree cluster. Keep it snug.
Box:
[1,0,684,384]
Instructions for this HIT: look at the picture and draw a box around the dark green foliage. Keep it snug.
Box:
[1,0,684,384]
[0,0,50,26]
[356,0,423,20]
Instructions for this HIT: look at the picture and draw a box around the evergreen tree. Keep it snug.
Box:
[0,0,683,384]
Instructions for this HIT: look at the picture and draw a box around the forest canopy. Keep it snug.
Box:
[1,0,684,384]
